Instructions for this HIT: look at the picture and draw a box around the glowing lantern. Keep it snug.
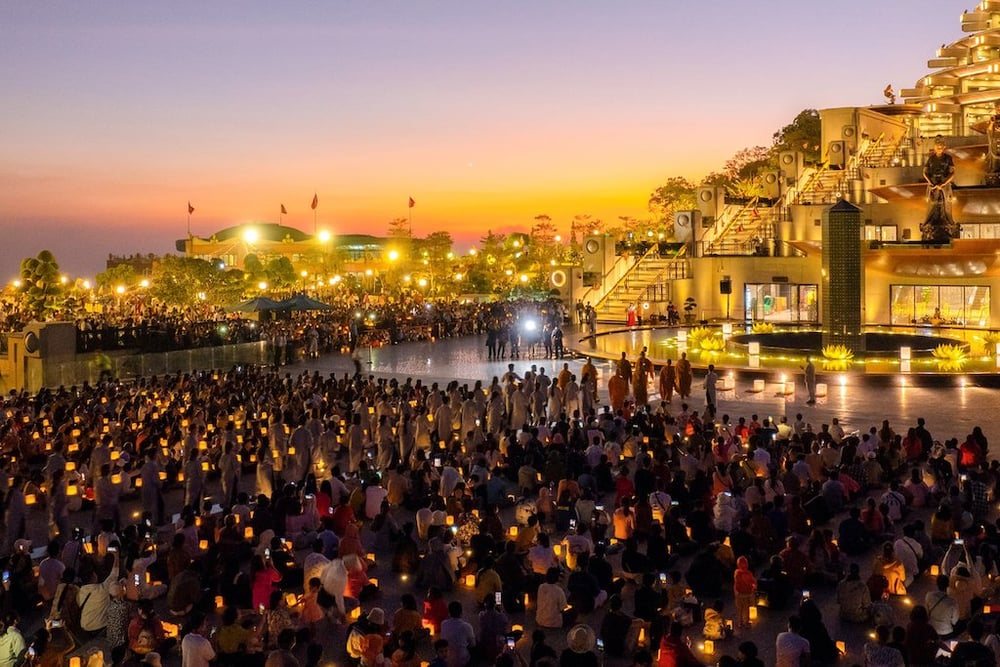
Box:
[244,527,253,539]
[703,640,714,655]
[508,525,518,538]
[749,606,758,621]
[25,494,36,505]
[464,574,476,587]
[214,595,224,608]
[199,540,209,551]
[836,641,846,655]
[446,515,455,526]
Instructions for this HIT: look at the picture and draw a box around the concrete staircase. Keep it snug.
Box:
[593,253,690,322]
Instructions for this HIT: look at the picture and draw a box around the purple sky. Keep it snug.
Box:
[0,1,966,277]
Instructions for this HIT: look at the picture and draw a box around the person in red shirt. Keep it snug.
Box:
[421,587,448,636]
[331,496,357,537]
[657,621,704,667]
[778,536,812,589]
[615,467,635,507]
[959,435,983,469]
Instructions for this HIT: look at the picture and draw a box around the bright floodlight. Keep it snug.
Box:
[387,250,400,262]
[523,319,537,331]
[317,230,331,243]
[418,278,428,287]
[243,228,259,244]
[258,281,268,290]
[519,274,528,283]
[139,279,150,288]
[116,285,126,295]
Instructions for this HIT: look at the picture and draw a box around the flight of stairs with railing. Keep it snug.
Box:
[703,200,776,255]
[593,250,690,323]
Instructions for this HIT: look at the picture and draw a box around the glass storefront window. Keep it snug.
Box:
[889,285,990,327]
[744,283,818,323]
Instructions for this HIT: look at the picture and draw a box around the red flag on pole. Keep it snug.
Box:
[281,204,287,215]
[311,194,318,210]
[408,197,415,208]
[188,202,195,215]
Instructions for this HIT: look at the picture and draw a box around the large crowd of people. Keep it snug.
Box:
[0,330,997,667]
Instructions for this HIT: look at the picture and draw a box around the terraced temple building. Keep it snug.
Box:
[584,1,1000,333]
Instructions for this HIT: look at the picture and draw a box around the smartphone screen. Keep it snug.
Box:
[494,591,502,606]
[506,637,515,650]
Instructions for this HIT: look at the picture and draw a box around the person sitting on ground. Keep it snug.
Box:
[836,563,871,623]
[948,618,996,666]
[598,594,632,658]
[925,574,961,638]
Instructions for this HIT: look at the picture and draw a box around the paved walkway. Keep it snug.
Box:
[315,327,996,443]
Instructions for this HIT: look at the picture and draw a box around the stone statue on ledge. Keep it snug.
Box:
[921,138,960,243]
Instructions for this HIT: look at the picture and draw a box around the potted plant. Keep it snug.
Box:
[683,297,697,324]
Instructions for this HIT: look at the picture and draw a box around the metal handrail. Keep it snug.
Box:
[593,244,660,311]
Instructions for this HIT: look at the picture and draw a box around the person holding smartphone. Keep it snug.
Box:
[76,545,120,635]
[473,557,503,608]
[477,594,510,664]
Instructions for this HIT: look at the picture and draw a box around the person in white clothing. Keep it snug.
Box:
[893,524,924,588]
[775,616,811,667]
[534,568,567,630]
[180,613,216,667]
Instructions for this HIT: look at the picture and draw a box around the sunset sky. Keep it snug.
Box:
[0,1,966,276]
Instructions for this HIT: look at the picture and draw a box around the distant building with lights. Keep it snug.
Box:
[176,223,391,274]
